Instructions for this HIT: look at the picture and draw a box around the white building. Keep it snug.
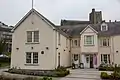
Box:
[11,8,120,70]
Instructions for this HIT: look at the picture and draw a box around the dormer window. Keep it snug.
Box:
[101,23,108,31]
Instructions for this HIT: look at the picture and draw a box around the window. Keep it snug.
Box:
[101,24,108,31]
[74,40,77,46]
[27,31,32,42]
[33,52,38,64]
[100,38,110,46]
[27,31,39,43]
[66,38,68,48]
[26,52,38,64]
[72,40,73,47]
[101,54,110,64]
[84,35,94,45]
[58,33,61,45]
[34,31,39,42]
[26,52,32,63]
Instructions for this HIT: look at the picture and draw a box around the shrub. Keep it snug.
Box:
[55,66,67,71]
[8,67,70,77]
[100,72,110,79]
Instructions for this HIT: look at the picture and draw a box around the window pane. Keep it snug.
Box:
[104,54,107,63]
[102,26,107,31]
[33,52,38,64]
[101,54,103,62]
[34,31,39,42]
[103,39,107,46]
[26,52,31,63]
[85,36,94,45]
[108,54,110,63]
[27,31,32,42]
[58,33,60,45]
[74,40,77,46]
[108,39,109,46]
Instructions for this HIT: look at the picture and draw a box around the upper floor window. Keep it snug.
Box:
[27,31,39,43]
[100,38,110,46]
[58,33,61,45]
[74,40,77,46]
[101,23,108,31]
[84,35,94,45]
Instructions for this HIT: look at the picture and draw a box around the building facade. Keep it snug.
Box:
[0,22,13,53]
[11,8,120,70]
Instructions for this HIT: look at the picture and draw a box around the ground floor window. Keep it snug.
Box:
[26,52,38,64]
[101,54,110,64]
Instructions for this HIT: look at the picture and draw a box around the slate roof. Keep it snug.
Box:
[61,20,90,26]
[59,22,120,37]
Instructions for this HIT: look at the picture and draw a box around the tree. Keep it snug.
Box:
[0,39,7,55]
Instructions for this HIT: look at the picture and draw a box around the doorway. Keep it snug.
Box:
[90,55,93,68]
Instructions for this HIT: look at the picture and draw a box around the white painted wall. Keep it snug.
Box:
[81,27,98,53]
[113,35,120,65]
[11,12,56,70]
[56,32,70,67]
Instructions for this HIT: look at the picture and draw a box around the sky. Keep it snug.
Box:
[0,0,120,26]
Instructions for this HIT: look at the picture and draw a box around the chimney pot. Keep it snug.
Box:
[109,20,111,23]
[115,20,117,22]
[92,8,95,12]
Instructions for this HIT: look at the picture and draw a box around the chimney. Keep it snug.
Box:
[115,20,117,22]
[92,8,95,12]
[109,20,111,23]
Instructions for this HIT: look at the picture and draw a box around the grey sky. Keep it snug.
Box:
[0,0,120,26]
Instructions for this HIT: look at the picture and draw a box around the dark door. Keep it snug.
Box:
[90,55,93,68]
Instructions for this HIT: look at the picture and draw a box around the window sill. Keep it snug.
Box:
[25,42,40,44]
[24,64,39,66]
[100,46,111,48]
[84,45,95,46]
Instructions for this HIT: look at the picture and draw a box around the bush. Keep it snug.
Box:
[55,66,67,71]
[8,66,70,77]
[100,72,110,79]
[98,63,114,71]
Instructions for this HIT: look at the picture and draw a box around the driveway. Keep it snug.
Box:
[59,69,101,80]
[0,68,8,75]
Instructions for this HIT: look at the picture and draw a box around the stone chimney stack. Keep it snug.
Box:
[89,8,102,24]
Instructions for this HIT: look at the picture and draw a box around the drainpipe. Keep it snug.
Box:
[70,38,72,66]
[54,29,57,69]
[112,36,115,65]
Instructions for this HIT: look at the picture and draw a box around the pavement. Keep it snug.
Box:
[59,69,101,80]
[0,68,112,80]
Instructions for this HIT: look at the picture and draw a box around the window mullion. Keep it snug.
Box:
[32,32,34,42]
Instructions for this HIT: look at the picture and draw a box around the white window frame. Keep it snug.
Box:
[100,38,110,47]
[101,24,108,31]
[84,35,94,46]
[58,33,61,45]
[101,54,110,64]
[27,31,39,43]
[26,52,38,64]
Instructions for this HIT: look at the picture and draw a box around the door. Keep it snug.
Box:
[85,55,90,68]
[58,53,60,67]
[90,55,94,68]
